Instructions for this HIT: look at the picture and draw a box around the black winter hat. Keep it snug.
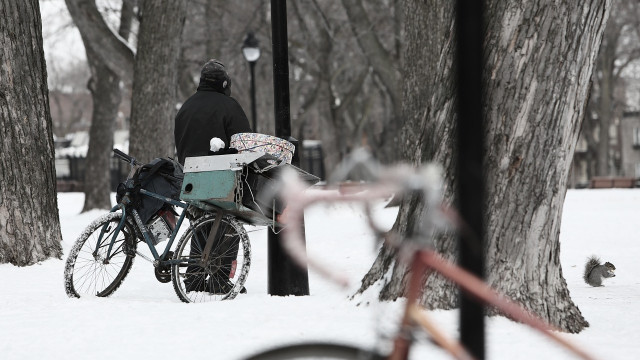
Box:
[200,59,231,95]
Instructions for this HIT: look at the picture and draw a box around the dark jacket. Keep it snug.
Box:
[174,82,252,165]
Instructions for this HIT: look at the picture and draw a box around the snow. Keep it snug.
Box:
[1,189,639,359]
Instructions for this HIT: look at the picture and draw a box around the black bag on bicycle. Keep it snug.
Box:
[117,157,184,224]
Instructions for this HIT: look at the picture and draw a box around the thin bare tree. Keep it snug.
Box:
[583,0,640,176]
[128,0,187,162]
[66,0,137,211]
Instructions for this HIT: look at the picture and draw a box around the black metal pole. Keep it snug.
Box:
[249,61,257,132]
[455,0,486,359]
[268,0,310,296]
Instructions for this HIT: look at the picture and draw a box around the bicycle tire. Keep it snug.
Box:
[171,212,251,302]
[64,212,137,298]
[243,342,385,360]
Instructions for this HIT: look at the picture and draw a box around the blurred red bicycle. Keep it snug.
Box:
[244,149,597,360]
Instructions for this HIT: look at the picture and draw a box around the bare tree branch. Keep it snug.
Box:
[65,0,135,84]
[340,0,400,108]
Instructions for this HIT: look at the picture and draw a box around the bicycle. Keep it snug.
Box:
[243,149,598,360]
[63,149,254,303]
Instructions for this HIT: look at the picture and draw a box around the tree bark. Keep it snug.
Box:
[128,0,186,162]
[0,0,63,265]
[480,2,611,333]
[359,0,611,333]
[81,48,121,212]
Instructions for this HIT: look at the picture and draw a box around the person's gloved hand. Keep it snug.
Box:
[210,137,225,152]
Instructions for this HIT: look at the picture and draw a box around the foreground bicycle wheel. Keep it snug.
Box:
[171,212,250,302]
[64,212,137,298]
[243,342,385,360]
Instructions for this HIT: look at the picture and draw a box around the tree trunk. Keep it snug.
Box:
[359,0,611,333]
[74,0,136,212]
[129,0,187,162]
[205,0,226,60]
[481,1,611,333]
[81,48,121,212]
[0,0,63,265]
[597,53,613,176]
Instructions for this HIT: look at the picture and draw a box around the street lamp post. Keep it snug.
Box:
[268,0,310,296]
[242,32,260,132]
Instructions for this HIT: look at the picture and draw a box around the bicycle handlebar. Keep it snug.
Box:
[275,151,452,288]
[274,148,599,360]
[113,149,142,166]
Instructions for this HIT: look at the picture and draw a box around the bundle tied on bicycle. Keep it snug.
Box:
[179,133,319,226]
[116,157,184,224]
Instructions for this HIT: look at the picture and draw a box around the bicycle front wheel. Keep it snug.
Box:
[171,212,251,303]
[243,342,385,360]
[64,212,137,298]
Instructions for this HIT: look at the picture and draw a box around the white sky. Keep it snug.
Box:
[40,0,86,68]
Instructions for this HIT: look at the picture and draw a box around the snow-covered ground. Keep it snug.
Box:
[1,189,639,359]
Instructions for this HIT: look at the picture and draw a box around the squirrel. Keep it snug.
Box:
[583,256,616,287]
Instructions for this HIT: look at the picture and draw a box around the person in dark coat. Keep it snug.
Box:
[174,59,252,165]
[174,59,252,294]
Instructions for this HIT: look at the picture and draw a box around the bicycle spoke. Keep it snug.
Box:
[171,214,250,303]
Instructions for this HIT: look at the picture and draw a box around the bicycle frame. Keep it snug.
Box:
[276,165,599,360]
[62,148,258,304]
[390,249,597,360]
[94,188,189,267]
[390,249,473,360]
[102,148,250,273]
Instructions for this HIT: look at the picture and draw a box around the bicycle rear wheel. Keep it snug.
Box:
[64,212,137,298]
[243,342,385,360]
[171,212,250,302]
